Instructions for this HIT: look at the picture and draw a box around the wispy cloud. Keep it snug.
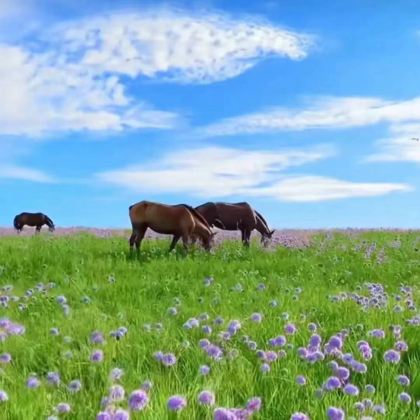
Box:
[0,164,55,183]
[201,96,420,137]
[365,123,420,163]
[0,9,313,136]
[97,145,334,197]
[97,144,412,201]
[246,175,412,202]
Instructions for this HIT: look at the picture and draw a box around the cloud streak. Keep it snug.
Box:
[0,164,55,183]
[97,145,412,202]
[201,96,420,137]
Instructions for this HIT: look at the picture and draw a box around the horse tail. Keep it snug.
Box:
[180,204,212,230]
[13,215,20,230]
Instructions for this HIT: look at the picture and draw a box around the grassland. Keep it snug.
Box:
[0,231,419,419]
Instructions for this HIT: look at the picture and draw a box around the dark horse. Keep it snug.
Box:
[128,201,216,253]
[13,212,55,233]
[195,202,274,247]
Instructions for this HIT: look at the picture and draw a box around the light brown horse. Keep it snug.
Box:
[128,201,216,253]
[13,212,55,233]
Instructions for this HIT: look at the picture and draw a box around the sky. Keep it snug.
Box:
[0,0,419,229]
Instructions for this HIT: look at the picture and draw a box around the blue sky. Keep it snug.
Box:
[0,0,419,228]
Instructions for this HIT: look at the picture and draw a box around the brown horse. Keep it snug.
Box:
[195,202,274,247]
[128,201,216,253]
[13,212,55,233]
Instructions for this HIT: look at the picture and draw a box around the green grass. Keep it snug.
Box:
[0,232,419,419]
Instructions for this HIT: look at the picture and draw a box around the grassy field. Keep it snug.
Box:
[0,231,419,419]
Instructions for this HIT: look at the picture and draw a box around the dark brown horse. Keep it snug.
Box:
[128,201,216,253]
[195,202,274,247]
[13,212,55,233]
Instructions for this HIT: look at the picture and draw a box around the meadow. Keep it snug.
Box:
[0,230,419,420]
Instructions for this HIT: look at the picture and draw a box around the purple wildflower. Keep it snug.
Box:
[109,385,125,402]
[324,376,341,391]
[365,384,375,394]
[202,325,212,335]
[291,414,309,420]
[167,395,187,411]
[199,365,210,375]
[56,403,71,413]
[343,384,359,396]
[113,408,130,420]
[284,323,297,335]
[128,389,149,411]
[399,392,411,403]
[307,322,317,332]
[384,349,401,363]
[397,375,410,386]
[26,376,40,389]
[90,349,104,363]
[110,368,124,381]
[90,331,105,344]
[96,412,112,420]
[326,406,345,420]
[0,390,8,402]
[67,379,82,393]
[227,320,241,335]
[0,353,11,363]
[296,375,307,386]
[141,380,152,392]
[162,353,177,367]
[247,396,262,412]
[260,363,270,373]
[250,313,263,323]
[46,372,60,386]
[198,390,215,406]
[167,307,177,316]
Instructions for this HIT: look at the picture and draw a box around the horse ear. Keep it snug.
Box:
[211,232,218,237]
[270,230,275,236]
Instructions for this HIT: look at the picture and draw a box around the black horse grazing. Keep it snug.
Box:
[13,213,55,233]
[195,202,274,247]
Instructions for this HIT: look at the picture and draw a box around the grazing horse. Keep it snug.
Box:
[13,212,55,233]
[195,202,274,247]
[128,201,216,253]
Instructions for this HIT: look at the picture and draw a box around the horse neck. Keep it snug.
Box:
[194,221,211,239]
[256,216,270,236]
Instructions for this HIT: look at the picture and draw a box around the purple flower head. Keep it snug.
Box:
[365,384,375,394]
[260,363,270,373]
[109,385,125,402]
[363,398,373,409]
[369,329,385,339]
[343,384,359,396]
[250,313,263,323]
[141,380,152,392]
[324,376,341,391]
[284,323,297,335]
[328,336,343,349]
[0,353,11,364]
[114,408,130,420]
[214,316,224,326]
[90,331,105,345]
[227,320,241,335]
[291,413,310,420]
[199,365,210,375]
[247,396,262,412]
[328,360,339,371]
[309,334,322,348]
[56,403,71,413]
[326,406,345,420]
[354,402,364,412]
[153,351,164,361]
[129,389,149,411]
[110,368,124,381]
[167,395,187,411]
[247,340,257,350]
[203,276,214,286]
[0,390,8,402]
[96,412,111,420]
[265,351,277,363]
[26,376,40,389]
[373,404,386,415]
[68,379,82,393]
[296,375,307,386]
[198,390,215,406]
[384,349,401,363]
[399,392,411,403]
[167,306,177,316]
[206,344,223,360]
[56,295,67,305]
[50,327,60,336]
[397,375,410,386]
[46,372,60,386]
[214,408,239,420]
[202,325,212,335]
[90,349,104,363]
[199,338,210,349]
[162,353,177,367]
[307,322,317,332]
[395,341,408,352]
[336,367,350,381]
[297,347,308,359]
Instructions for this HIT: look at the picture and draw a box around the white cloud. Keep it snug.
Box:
[56,11,313,83]
[202,96,420,136]
[0,10,312,136]
[246,175,412,202]
[0,164,54,183]
[97,144,412,201]
[97,145,334,197]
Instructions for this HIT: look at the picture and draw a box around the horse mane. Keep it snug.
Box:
[44,215,55,228]
[254,210,269,230]
[178,204,212,230]
[195,201,214,210]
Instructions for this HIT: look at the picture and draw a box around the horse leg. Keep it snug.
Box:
[35,226,42,234]
[169,235,181,252]
[243,229,251,248]
[129,230,137,252]
[181,234,190,253]
[134,225,147,252]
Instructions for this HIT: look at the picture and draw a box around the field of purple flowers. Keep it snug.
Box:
[0,230,419,419]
